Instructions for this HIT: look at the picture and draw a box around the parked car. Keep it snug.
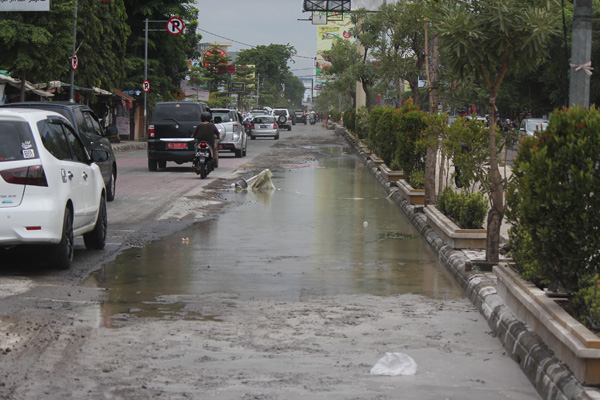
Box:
[147,101,210,171]
[249,115,279,140]
[520,118,549,137]
[272,108,292,131]
[0,108,108,269]
[211,108,247,158]
[0,102,118,201]
[294,109,307,125]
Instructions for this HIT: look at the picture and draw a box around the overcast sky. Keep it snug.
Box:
[194,1,318,79]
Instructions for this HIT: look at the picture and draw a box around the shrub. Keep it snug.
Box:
[374,107,398,166]
[506,105,600,326]
[394,103,428,180]
[343,108,356,133]
[436,187,488,229]
[367,106,386,148]
[355,107,369,140]
[408,169,425,190]
[330,109,342,123]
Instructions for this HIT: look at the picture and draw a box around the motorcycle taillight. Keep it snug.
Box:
[199,142,208,149]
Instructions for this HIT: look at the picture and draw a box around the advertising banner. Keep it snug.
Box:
[0,0,51,12]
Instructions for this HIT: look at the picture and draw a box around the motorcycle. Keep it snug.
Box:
[309,115,316,125]
[192,141,215,179]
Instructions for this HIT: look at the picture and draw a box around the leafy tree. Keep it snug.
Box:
[350,10,380,110]
[75,0,130,90]
[0,0,74,99]
[232,64,256,110]
[202,49,231,92]
[431,0,559,262]
[322,39,359,109]
[123,0,200,108]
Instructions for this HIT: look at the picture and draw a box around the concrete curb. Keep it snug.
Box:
[110,140,147,152]
[337,125,595,400]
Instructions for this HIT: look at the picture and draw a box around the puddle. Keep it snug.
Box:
[84,153,464,327]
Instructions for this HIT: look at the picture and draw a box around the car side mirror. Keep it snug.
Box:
[91,148,110,163]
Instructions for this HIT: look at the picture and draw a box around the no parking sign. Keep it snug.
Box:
[167,17,185,35]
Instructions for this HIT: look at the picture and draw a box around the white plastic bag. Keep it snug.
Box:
[370,352,417,376]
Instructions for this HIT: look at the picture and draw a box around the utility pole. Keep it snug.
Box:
[256,73,260,107]
[569,0,593,107]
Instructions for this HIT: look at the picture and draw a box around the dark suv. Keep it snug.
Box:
[294,110,307,125]
[147,101,210,171]
[0,102,118,201]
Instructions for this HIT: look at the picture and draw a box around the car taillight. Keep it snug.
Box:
[273,123,277,129]
[148,124,155,138]
[0,165,48,187]
[233,123,238,132]
[251,123,255,129]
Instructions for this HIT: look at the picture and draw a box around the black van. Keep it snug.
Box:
[147,101,210,171]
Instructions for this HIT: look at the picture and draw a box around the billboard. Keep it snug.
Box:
[316,12,354,75]
[0,0,51,12]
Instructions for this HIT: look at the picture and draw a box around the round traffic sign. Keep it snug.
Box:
[280,92,285,98]
[142,80,150,93]
[71,55,79,71]
[167,17,185,35]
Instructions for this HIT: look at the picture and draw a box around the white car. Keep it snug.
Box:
[0,109,108,269]
[520,118,549,136]
[272,108,292,131]
[211,108,247,158]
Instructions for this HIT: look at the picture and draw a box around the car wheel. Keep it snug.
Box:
[274,133,279,140]
[288,125,292,131]
[243,143,247,157]
[278,115,286,124]
[235,148,242,158]
[106,168,116,202]
[51,207,74,269]
[251,135,256,140]
[148,158,158,171]
[158,160,167,169]
[84,195,107,250]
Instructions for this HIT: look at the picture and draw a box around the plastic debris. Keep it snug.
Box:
[370,352,417,376]
[250,169,275,190]
[181,237,189,244]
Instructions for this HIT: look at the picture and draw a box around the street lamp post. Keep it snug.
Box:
[569,0,593,107]
[69,0,78,102]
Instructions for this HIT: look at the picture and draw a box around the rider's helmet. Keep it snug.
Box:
[201,112,212,122]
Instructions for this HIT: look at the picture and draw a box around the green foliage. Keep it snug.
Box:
[394,100,428,179]
[506,106,600,301]
[343,108,356,133]
[330,109,342,123]
[355,107,369,140]
[437,186,488,229]
[408,169,425,190]
[573,276,600,331]
[373,107,397,166]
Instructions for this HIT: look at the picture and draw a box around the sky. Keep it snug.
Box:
[194,1,319,79]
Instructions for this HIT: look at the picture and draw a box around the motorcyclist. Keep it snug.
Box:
[192,112,220,165]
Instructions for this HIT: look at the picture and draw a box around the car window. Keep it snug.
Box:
[0,120,39,162]
[153,104,203,122]
[74,108,93,135]
[273,110,286,116]
[212,112,230,122]
[84,111,104,136]
[64,125,87,163]
[38,119,72,160]
[255,117,275,124]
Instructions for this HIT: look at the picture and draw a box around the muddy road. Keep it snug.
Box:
[0,124,539,399]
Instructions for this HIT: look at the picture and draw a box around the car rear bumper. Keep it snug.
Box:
[148,149,195,162]
[0,202,63,245]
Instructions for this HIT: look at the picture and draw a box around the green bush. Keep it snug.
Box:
[374,107,398,166]
[573,276,600,331]
[367,106,386,148]
[394,102,427,180]
[330,109,342,123]
[355,107,369,140]
[506,105,600,327]
[343,108,356,133]
[436,187,488,229]
[408,169,425,190]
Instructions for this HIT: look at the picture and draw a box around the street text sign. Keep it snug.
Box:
[0,0,50,12]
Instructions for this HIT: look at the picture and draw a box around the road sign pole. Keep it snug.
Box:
[144,17,148,138]
[69,0,77,102]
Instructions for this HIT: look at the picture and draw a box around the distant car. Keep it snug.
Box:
[211,108,247,158]
[294,109,307,125]
[0,108,108,269]
[0,102,118,201]
[520,118,549,136]
[272,108,292,131]
[147,101,210,171]
[249,115,279,140]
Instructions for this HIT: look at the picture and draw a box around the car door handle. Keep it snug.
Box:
[67,171,74,181]
[82,171,88,180]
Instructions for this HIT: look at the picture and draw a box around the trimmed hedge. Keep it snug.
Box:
[437,186,488,229]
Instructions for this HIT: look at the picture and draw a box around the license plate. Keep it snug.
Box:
[260,125,267,128]
[168,143,187,149]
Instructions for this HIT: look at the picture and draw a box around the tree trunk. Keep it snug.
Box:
[362,80,372,111]
[407,79,422,108]
[486,91,504,263]
[424,34,440,205]
[395,78,403,107]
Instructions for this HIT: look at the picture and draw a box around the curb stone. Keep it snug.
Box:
[110,140,147,152]
[336,124,596,400]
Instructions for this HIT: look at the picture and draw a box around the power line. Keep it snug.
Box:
[197,27,316,60]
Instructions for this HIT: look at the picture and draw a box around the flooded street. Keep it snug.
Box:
[87,151,463,326]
